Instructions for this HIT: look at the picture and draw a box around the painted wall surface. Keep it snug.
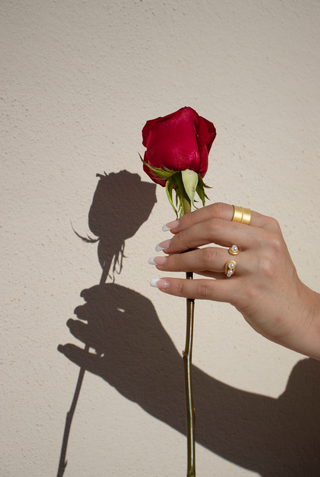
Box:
[2,1,320,476]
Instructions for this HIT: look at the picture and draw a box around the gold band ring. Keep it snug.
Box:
[232,205,251,225]
[228,244,239,256]
[225,260,236,278]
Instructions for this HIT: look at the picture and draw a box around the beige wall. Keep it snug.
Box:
[2,1,320,476]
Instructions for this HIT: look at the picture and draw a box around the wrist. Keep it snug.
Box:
[285,284,320,360]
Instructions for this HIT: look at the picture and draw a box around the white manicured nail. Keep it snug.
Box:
[150,278,169,290]
[149,256,167,266]
[155,239,171,252]
[162,220,179,232]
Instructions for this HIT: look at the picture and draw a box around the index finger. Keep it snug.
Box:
[164,202,279,234]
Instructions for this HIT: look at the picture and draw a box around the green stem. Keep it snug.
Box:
[182,197,196,477]
[183,277,196,477]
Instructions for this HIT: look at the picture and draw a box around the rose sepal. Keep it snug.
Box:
[140,156,211,218]
[165,176,176,215]
[163,172,190,218]
[139,154,177,181]
[196,175,211,208]
[169,172,212,217]
[181,169,198,207]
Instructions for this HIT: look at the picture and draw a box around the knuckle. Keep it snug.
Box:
[270,217,281,231]
[206,217,221,235]
[257,233,286,278]
[244,282,263,302]
[209,202,226,218]
[236,283,263,308]
[175,280,184,296]
[264,216,282,233]
[256,229,285,256]
[197,281,211,298]
[170,253,185,272]
[235,282,262,309]
[202,247,217,265]
[175,228,189,251]
[258,253,277,278]
[268,233,285,255]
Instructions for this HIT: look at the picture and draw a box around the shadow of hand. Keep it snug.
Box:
[59,283,320,476]
[59,283,186,430]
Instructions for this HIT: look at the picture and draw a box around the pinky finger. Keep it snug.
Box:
[151,277,237,302]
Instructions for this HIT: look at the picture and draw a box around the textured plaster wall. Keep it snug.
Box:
[2,0,320,476]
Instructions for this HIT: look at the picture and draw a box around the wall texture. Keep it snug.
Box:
[2,1,320,476]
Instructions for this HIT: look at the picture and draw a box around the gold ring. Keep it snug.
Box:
[225,260,236,278]
[228,244,239,255]
[232,205,251,225]
[241,208,251,225]
[232,205,243,223]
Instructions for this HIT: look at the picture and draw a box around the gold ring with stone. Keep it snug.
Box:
[232,205,251,225]
[228,244,239,256]
[225,260,236,278]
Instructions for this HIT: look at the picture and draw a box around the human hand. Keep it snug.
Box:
[150,203,320,359]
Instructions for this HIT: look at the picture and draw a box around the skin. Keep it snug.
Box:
[152,202,320,360]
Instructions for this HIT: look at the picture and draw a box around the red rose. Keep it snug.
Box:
[142,107,216,186]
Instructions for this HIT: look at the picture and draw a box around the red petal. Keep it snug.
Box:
[142,107,216,182]
[195,116,216,177]
[143,107,201,173]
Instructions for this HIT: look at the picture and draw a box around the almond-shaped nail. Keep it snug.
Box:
[150,278,170,290]
[155,239,171,252]
[148,256,168,266]
[162,220,179,232]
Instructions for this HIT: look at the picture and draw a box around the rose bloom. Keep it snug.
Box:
[142,107,216,186]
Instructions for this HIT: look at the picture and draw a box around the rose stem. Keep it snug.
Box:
[56,345,88,477]
[182,198,196,477]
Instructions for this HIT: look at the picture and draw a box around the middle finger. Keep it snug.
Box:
[157,218,258,254]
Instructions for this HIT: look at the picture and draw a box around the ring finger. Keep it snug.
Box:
[149,246,250,278]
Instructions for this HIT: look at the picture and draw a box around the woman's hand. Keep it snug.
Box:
[150,203,320,360]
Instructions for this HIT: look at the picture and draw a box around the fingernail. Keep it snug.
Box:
[150,278,170,290]
[155,239,171,252]
[162,220,179,232]
[148,256,168,266]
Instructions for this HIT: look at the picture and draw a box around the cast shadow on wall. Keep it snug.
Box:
[58,170,320,477]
